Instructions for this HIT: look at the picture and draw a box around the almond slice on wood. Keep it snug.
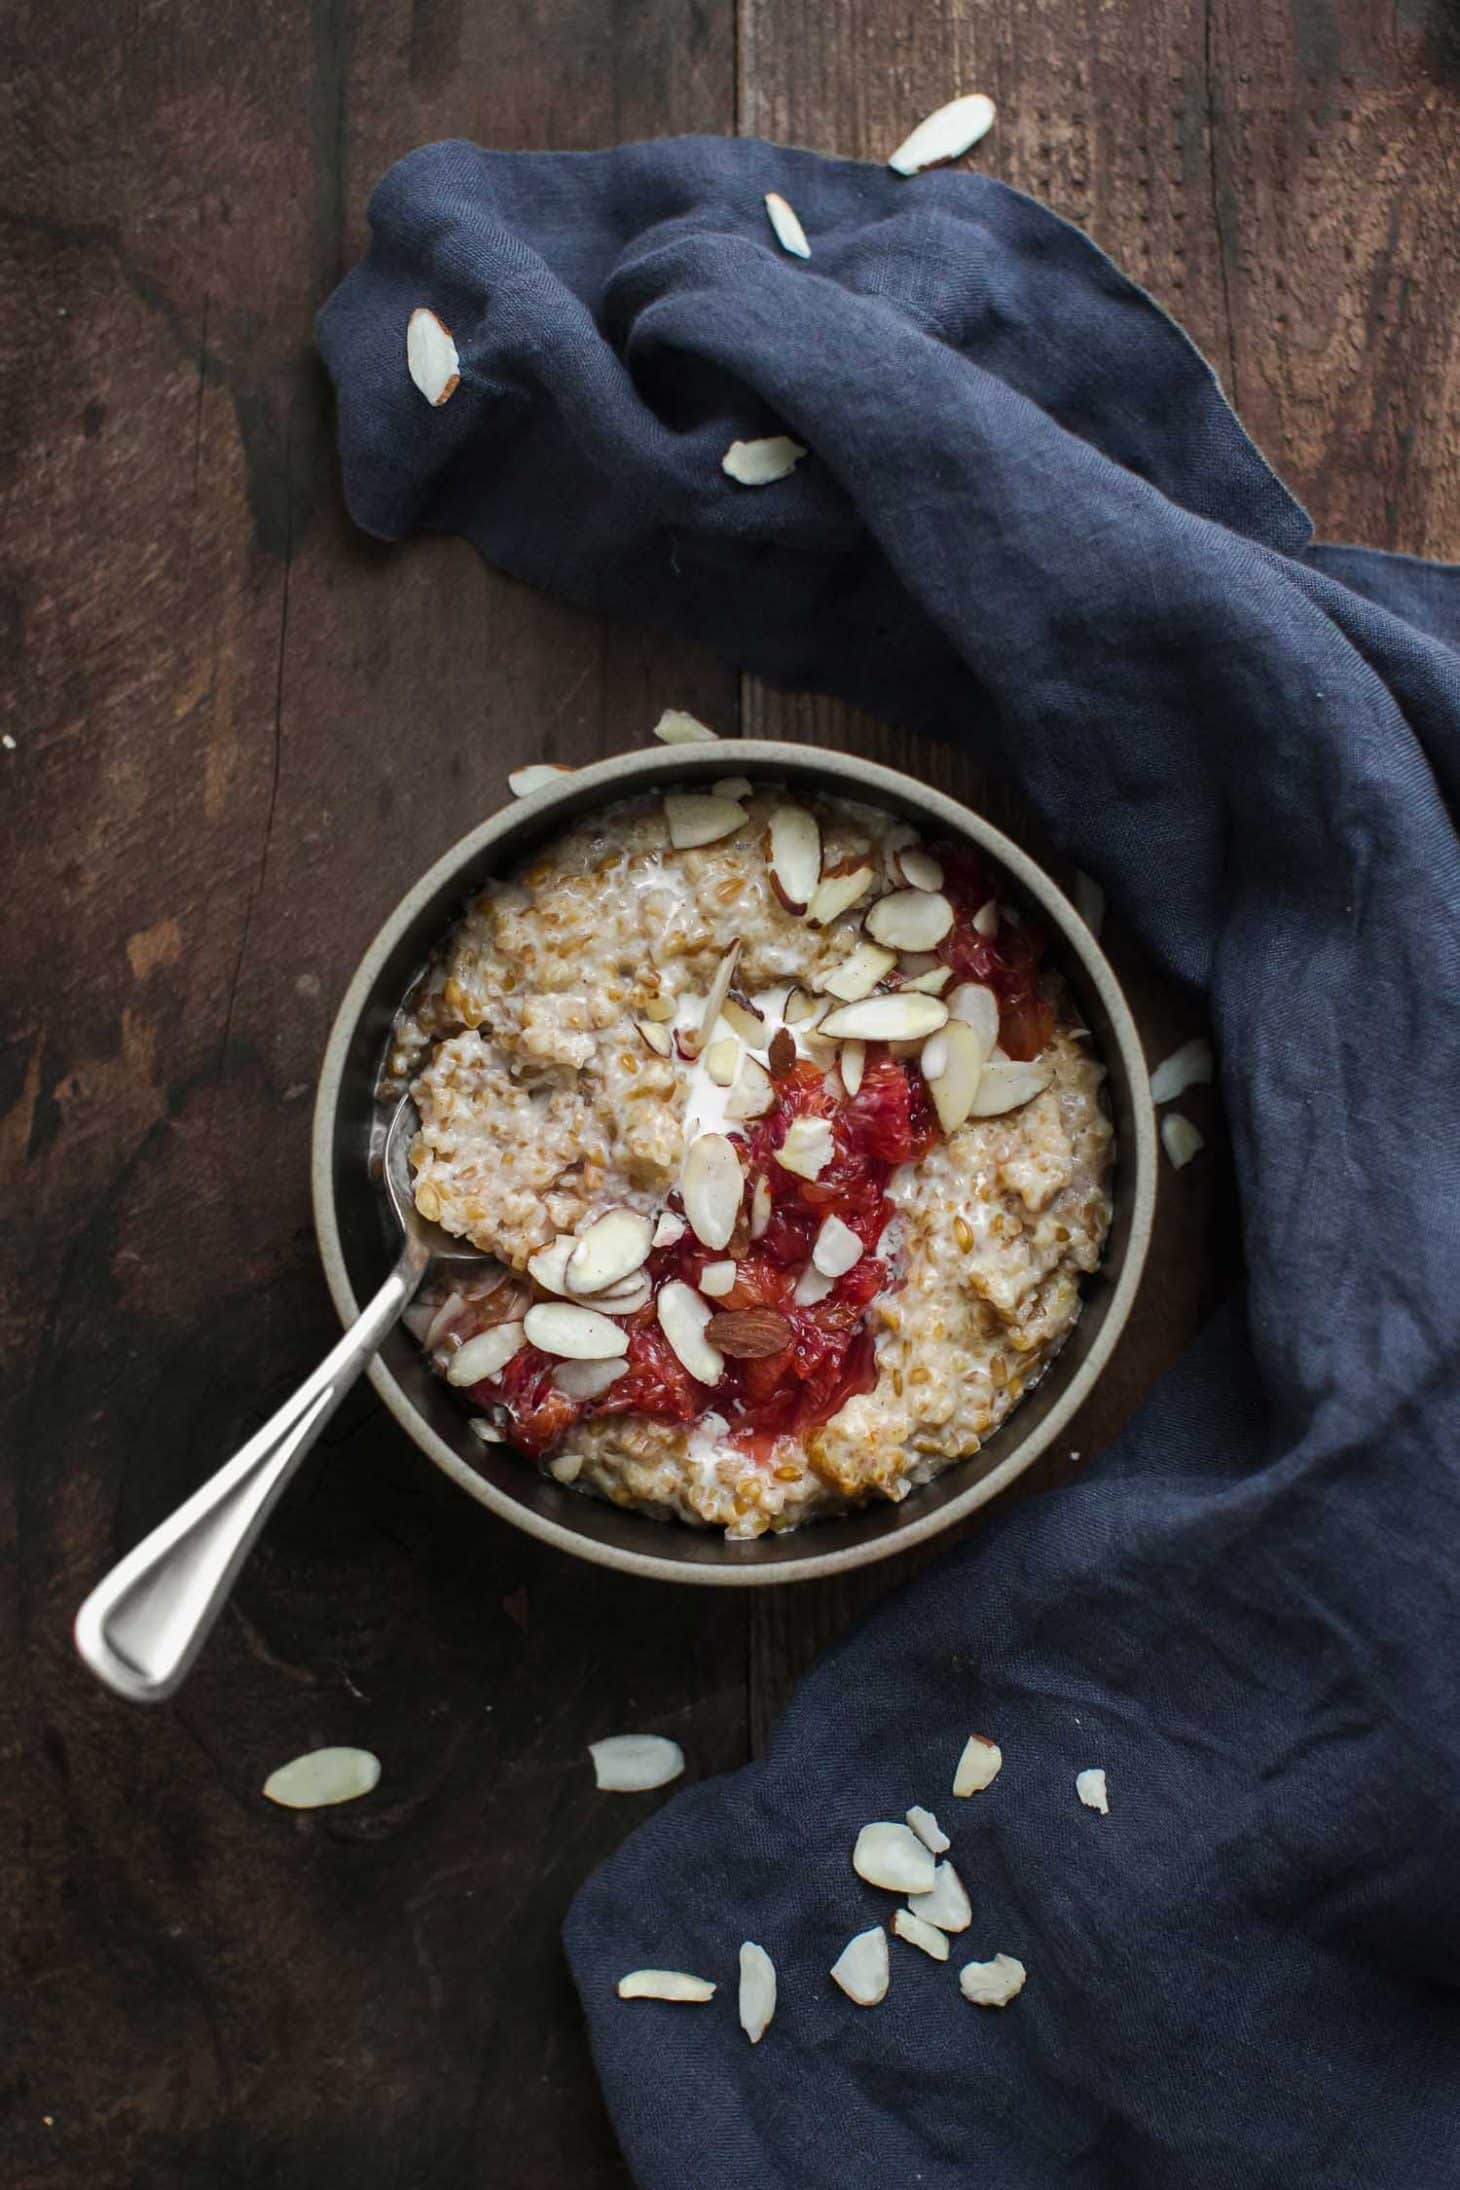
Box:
[792,1262,834,1305]
[263,1747,381,1809]
[774,1116,834,1180]
[739,1941,777,2042]
[552,1357,629,1400]
[749,1173,772,1238]
[888,93,997,177]
[724,1054,775,1121]
[768,804,823,913]
[953,1733,1003,1796]
[973,898,1000,937]
[508,763,573,798]
[906,1805,950,1854]
[704,1306,792,1359]
[896,847,944,892]
[923,1018,987,1134]
[722,993,767,1046]
[657,1280,725,1383]
[651,708,718,744]
[703,1037,739,1086]
[566,1209,654,1296]
[527,1238,575,1295]
[830,1926,890,2007]
[698,1259,737,1298]
[959,1953,1026,2008]
[892,1908,951,1962]
[764,191,811,258]
[901,965,951,995]
[819,992,949,1042]
[1161,1113,1205,1169]
[665,794,747,850]
[821,940,898,1002]
[447,1322,526,1384]
[969,1058,1053,1117]
[1150,1037,1214,1105]
[839,1039,866,1097]
[907,1860,972,1933]
[723,435,806,486]
[589,1733,685,1791]
[714,775,755,801]
[618,1970,716,2003]
[947,983,1000,1057]
[866,889,955,952]
[522,1302,629,1361]
[681,1132,744,1248]
[854,1821,937,1894]
[812,1213,863,1277]
[406,307,461,405]
[638,1017,673,1057]
[1076,1767,1110,1814]
[652,1211,687,1250]
[807,864,876,926]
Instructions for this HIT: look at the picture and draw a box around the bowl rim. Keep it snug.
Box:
[311,739,1156,1585]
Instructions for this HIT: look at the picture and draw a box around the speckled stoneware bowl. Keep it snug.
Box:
[312,742,1155,1585]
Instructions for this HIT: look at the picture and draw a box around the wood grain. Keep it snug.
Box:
[2,0,1455,2182]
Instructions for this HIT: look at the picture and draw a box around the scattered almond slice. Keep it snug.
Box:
[703,1037,739,1086]
[618,1970,716,2003]
[589,1734,685,1792]
[739,1940,777,2043]
[808,864,876,926]
[566,1209,654,1296]
[853,1821,937,1894]
[690,940,743,1055]
[830,1926,890,2007]
[897,848,944,892]
[553,1358,629,1401]
[969,1058,1053,1117]
[774,1116,835,1181]
[714,775,755,801]
[406,306,461,405]
[821,940,898,1002]
[699,1259,737,1298]
[263,1747,381,1810]
[522,1302,629,1362]
[959,1953,1026,2008]
[921,1032,948,1082]
[923,1018,987,1134]
[901,965,951,995]
[722,993,767,1046]
[783,986,825,1026]
[764,190,811,258]
[866,889,955,952]
[1076,1767,1109,1814]
[652,708,718,744]
[819,992,949,1042]
[527,1238,575,1295]
[813,1213,863,1277]
[665,793,747,849]
[1161,1113,1205,1169]
[906,1805,950,1854]
[749,1174,773,1238]
[722,435,807,486]
[652,1212,687,1250]
[839,1039,866,1097]
[907,1860,972,1933]
[973,898,1000,937]
[1073,870,1105,937]
[792,1263,835,1306]
[681,1132,744,1248]
[447,1323,526,1384]
[724,1053,776,1121]
[889,93,997,175]
[947,983,1000,1056]
[953,1733,1003,1796]
[508,763,573,798]
[589,1270,653,1316]
[892,1908,950,1962]
[705,1306,793,1359]
[547,1450,584,1481]
[1150,1036,1214,1105]
[768,804,823,913]
[638,1017,673,1057]
[658,1280,725,1383]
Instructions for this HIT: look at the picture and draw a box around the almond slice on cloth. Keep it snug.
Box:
[658,1281,725,1383]
[906,1805,950,1854]
[830,1926,890,2007]
[508,762,573,798]
[958,1953,1026,2008]
[447,1323,526,1384]
[689,940,742,1055]
[840,1040,866,1097]
[764,191,811,258]
[714,775,755,801]
[853,1821,937,1894]
[665,793,747,849]
[907,1860,972,1933]
[774,1116,834,1180]
[705,1306,792,1359]
[589,1734,685,1792]
[821,940,898,1001]
[973,898,1000,937]
[953,1732,1003,1796]
[262,1747,381,1809]
[682,1132,744,1248]
[923,1018,988,1135]
[901,965,951,995]
[1076,1767,1110,1814]
[406,307,461,405]
[866,889,955,951]
[547,1451,583,1482]
[566,1209,654,1296]
[1162,1113,1205,1168]
[813,1213,863,1277]
[552,1358,629,1400]
[722,993,767,1045]
[652,708,718,744]
[703,1037,739,1086]
[819,992,949,1042]
[522,1302,629,1361]
[749,1174,773,1238]
[892,1908,951,1962]
[724,1055,776,1120]
[739,1941,778,2042]
[969,1058,1053,1117]
[527,1238,575,1295]
[638,1017,673,1057]
[948,983,1000,1056]
[698,1259,737,1298]
[768,804,823,913]
[723,435,806,486]
[807,864,876,926]
[888,92,997,175]
[792,1263,835,1306]
[1150,1036,1215,1105]
[652,1211,687,1250]
[618,1970,716,2003]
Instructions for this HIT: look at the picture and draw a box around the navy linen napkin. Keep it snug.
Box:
[319,139,1460,2187]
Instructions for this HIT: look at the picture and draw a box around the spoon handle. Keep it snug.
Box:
[74,1246,427,1705]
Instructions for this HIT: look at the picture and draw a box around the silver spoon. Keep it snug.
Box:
[74,1096,483,1704]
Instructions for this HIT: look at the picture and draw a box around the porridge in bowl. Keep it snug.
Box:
[389,783,1113,1539]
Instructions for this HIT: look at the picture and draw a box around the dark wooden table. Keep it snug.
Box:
[5,4,1457,2183]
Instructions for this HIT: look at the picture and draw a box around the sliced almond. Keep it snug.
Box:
[901,965,951,995]
[807,864,876,926]
[652,1211,687,1250]
[703,1036,740,1086]
[651,708,718,745]
[970,1059,1053,1117]
[508,762,573,798]
[467,1417,504,1443]
[722,434,806,486]
[588,1270,653,1317]
[618,1970,716,2003]
[866,889,954,952]
[923,1018,987,1135]
[1076,1767,1110,1814]
[792,1262,835,1306]
[406,306,460,405]
[839,1039,866,1097]
[665,793,747,850]
[657,1280,725,1383]
[589,1733,685,1792]
[552,1357,629,1401]
[689,939,742,1055]
[1150,1036,1214,1105]
[738,1940,777,2043]
[447,1322,526,1384]
[819,992,949,1043]
[921,1032,949,1082]
[522,1302,629,1362]
[566,1209,654,1296]
[888,92,997,176]
[783,985,824,1026]
[548,1451,583,1481]
[1161,1113,1205,1169]
[820,940,897,1002]
[641,994,677,1023]
[853,1821,937,1894]
[812,1213,863,1278]
[768,804,822,913]
[953,1733,1003,1797]
[766,1026,797,1078]
[681,1132,744,1248]
[704,1306,792,1359]
[714,775,755,801]
[973,898,1000,937]
[907,1860,972,1933]
[774,1116,834,1180]
[897,847,944,892]
[959,1953,1026,2009]
[722,993,767,1045]
[892,1908,951,1962]
[638,1017,673,1057]
[906,1805,950,1854]
[830,1926,890,2007]
[527,1237,575,1296]
[423,1288,467,1353]
[698,1259,737,1298]
[724,1054,775,1121]
[263,1747,381,1809]
[948,983,1000,1056]
[764,190,811,258]
[749,1174,773,1239]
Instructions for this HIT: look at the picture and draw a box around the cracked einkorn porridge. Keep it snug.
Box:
[388,783,1114,1539]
